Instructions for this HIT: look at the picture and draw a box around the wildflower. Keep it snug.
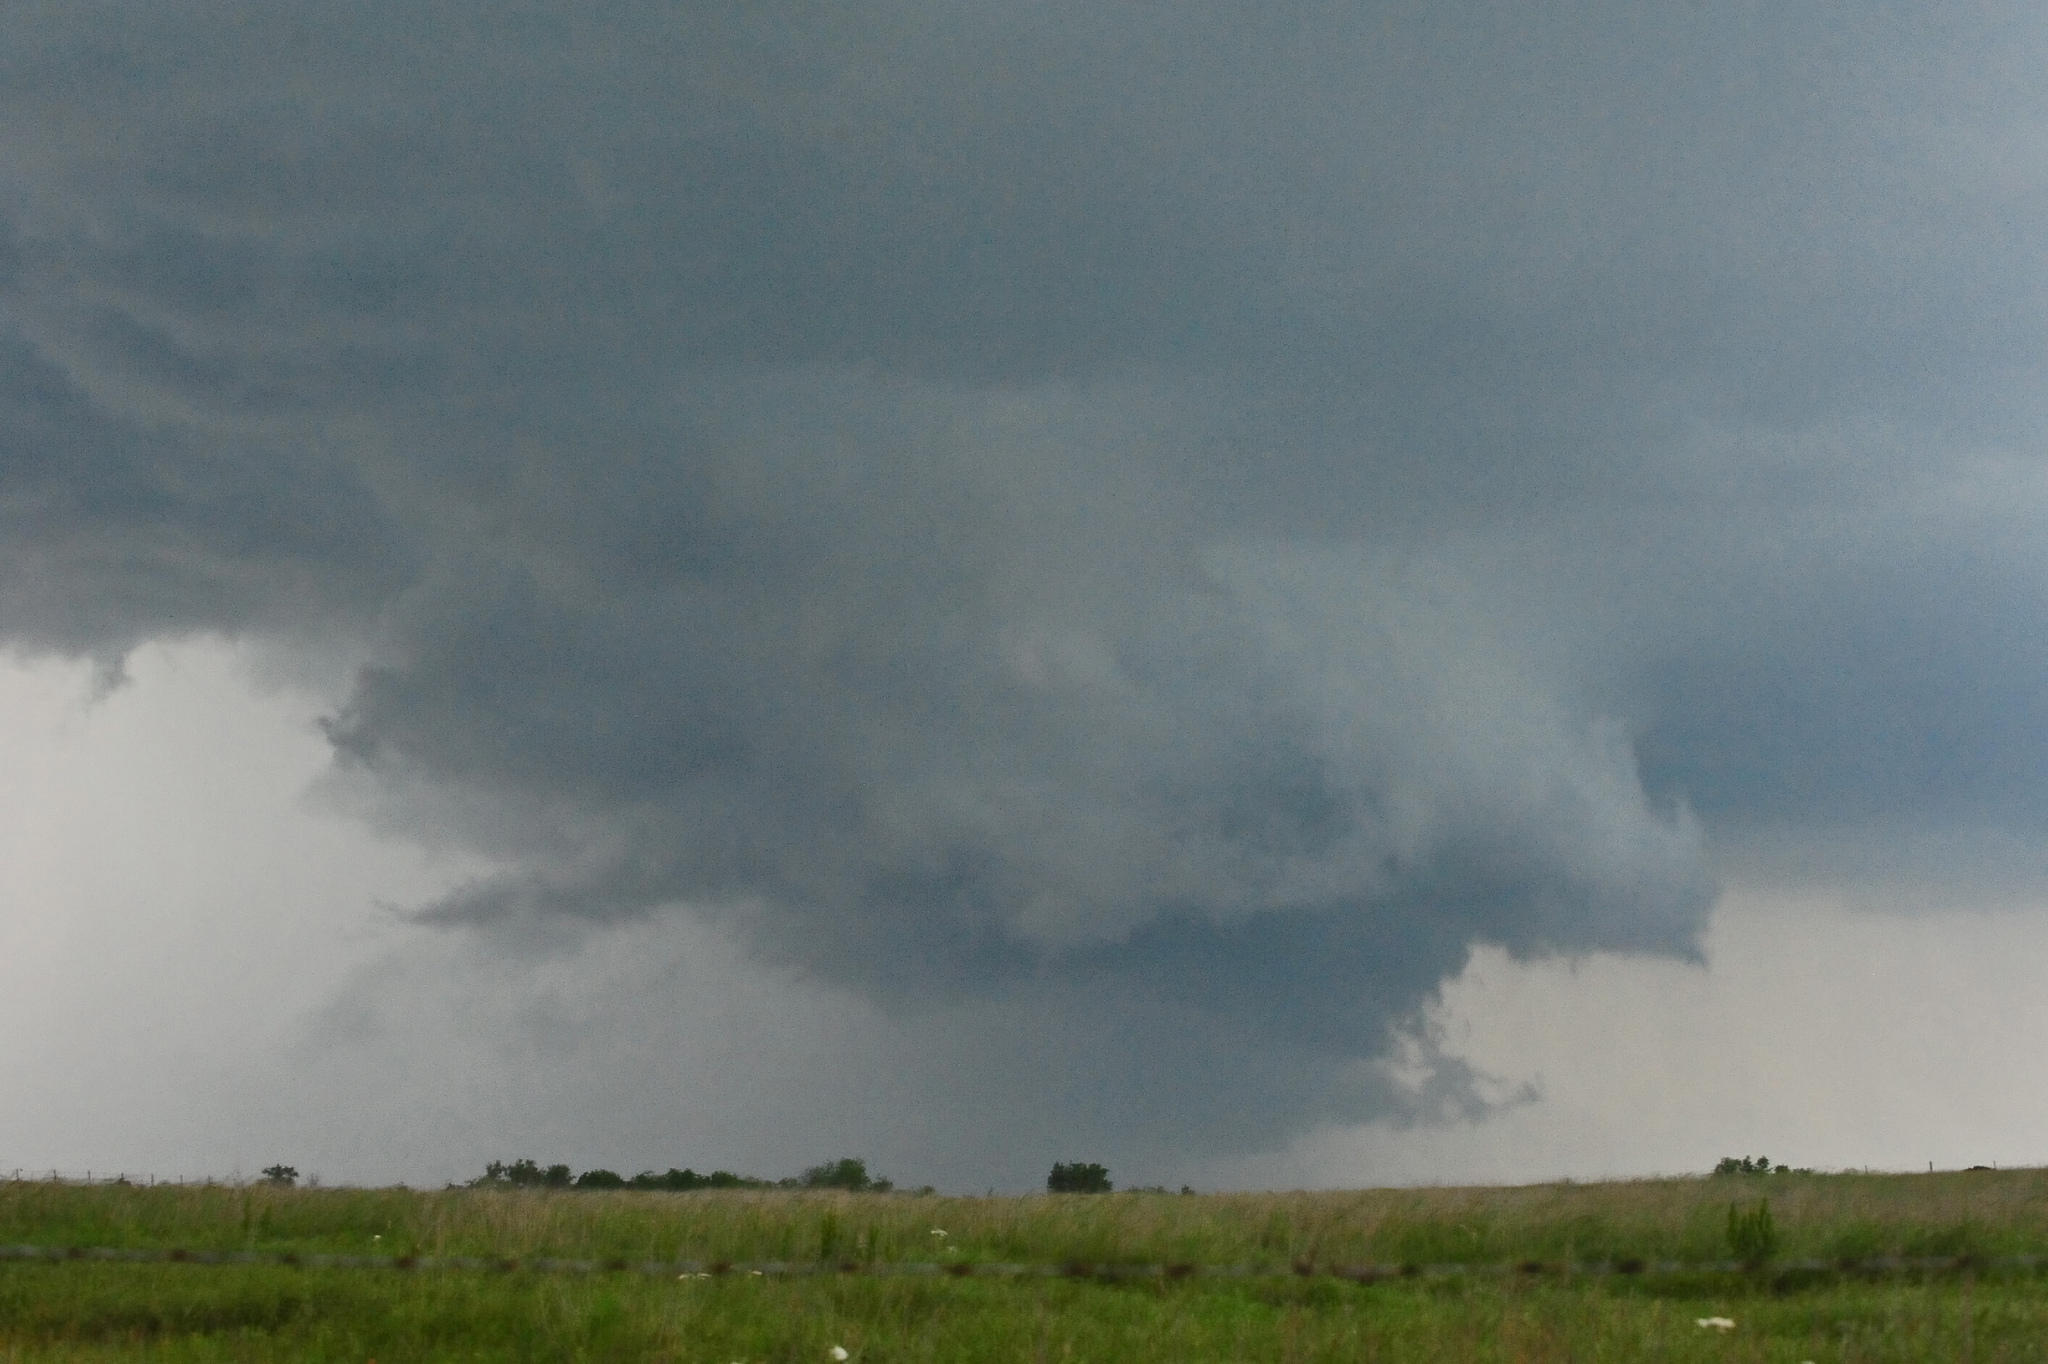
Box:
[930,1228,948,1239]
[830,1349,850,1361]
[1695,1317,1736,1331]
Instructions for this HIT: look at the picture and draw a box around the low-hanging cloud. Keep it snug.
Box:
[6,0,2048,1166]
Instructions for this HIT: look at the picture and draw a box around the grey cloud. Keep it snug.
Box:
[1638,535,2048,824]
[248,919,1508,1189]
[0,314,412,657]
[6,0,2047,1160]
[313,405,1710,1102]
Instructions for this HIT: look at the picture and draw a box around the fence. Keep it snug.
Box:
[5,1171,256,1188]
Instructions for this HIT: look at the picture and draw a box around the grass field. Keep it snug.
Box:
[4,1170,2047,1361]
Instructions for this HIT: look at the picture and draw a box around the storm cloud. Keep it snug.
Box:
[5,0,2048,1166]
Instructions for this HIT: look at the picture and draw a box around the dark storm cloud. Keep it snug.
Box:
[6,0,2048,1152]
[0,308,410,660]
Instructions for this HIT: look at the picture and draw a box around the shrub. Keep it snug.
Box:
[572,1169,626,1190]
[1827,1221,1888,1262]
[1902,1220,1985,1259]
[1047,1162,1112,1194]
[1727,1200,1778,1265]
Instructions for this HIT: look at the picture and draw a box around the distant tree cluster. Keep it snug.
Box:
[1046,1162,1112,1193]
[471,1159,573,1189]
[795,1157,892,1192]
[570,1168,771,1191]
[468,1156,903,1192]
[1712,1155,1812,1176]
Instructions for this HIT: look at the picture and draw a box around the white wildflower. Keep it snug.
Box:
[930,1228,948,1239]
[1695,1316,1736,1330]
[830,1348,850,1361]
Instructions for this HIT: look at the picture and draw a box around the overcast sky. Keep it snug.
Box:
[5,0,2048,1191]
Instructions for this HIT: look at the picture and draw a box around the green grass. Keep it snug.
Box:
[4,1172,2048,1360]
[6,1260,2047,1362]
[10,1168,2048,1267]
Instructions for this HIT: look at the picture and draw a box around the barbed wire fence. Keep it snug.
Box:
[6,1170,266,1188]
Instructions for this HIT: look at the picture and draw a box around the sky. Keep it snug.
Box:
[3,0,2048,1191]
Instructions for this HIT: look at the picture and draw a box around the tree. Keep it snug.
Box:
[1712,1155,1809,1177]
[1047,1162,1111,1193]
[623,1167,771,1191]
[259,1165,298,1187]
[472,1159,573,1189]
[796,1157,892,1192]
[471,1159,775,1192]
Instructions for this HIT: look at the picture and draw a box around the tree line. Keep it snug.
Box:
[468,1156,905,1193]
[460,1157,1129,1194]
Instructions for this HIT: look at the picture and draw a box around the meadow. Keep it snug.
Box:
[5,1169,2048,1361]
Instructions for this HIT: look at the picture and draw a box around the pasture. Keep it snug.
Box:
[4,1168,2047,1360]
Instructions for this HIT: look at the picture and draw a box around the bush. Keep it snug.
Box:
[1727,1200,1778,1265]
[1047,1162,1112,1194]
[1902,1220,1985,1259]
[572,1169,626,1190]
